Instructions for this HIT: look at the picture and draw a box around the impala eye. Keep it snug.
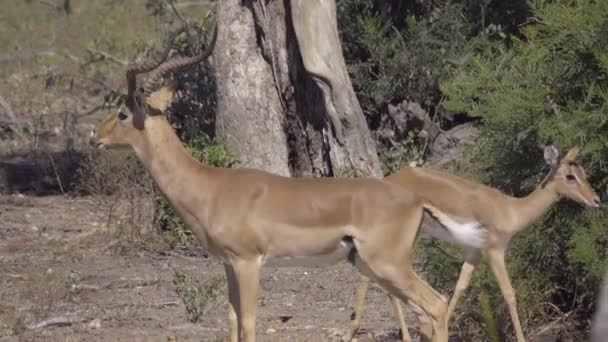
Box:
[566,174,576,182]
[117,111,128,121]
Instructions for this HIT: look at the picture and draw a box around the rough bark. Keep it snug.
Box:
[214,0,290,176]
[290,0,382,177]
[214,0,382,177]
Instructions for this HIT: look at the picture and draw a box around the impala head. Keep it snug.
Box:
[90,27,217,149]
[542,145,600,207]
[89,84,176,149]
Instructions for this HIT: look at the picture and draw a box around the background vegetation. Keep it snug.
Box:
[1,0,606,340]
[336,0,607,339]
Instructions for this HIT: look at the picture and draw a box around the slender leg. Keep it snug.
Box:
[349,278,413,342]
[231,258,261,342]
[445,250,481,324]
[487,248,526,342]
[224,263,239,342]
[351,253,448,342]
[388,294,411,342]
[346,275,369,341]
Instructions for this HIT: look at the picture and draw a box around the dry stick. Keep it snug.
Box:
[168,0,188,26]
[46,152,66,196]
[0,95,26,140]
[27,316,84,330]
[35,0,60,11]
[174,1,207,9]
[86,47,127,66]
[68,73,117,93]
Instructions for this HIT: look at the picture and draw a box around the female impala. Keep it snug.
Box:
[348,145,601,342]
[89,28,450,342]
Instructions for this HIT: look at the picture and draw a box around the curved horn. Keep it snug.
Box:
[125,30,180,106]
[142,23,217,97]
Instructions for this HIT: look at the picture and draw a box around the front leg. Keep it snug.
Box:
[487,248,526,342]
[224,263,239,342]
[231,257,261,342]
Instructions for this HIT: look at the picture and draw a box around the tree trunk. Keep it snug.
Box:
[214,0,382,177]
[214,0,291,176]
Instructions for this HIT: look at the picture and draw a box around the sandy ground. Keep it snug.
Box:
[0,194,422,342]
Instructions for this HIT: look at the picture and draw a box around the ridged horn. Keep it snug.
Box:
[125,30,180,106]
[142,24,217,97]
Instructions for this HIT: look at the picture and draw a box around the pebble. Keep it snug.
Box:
[87,318,102,330]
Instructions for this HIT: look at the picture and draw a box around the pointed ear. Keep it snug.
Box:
[564,145,580,162]
[544,145,561,167]
[146,83,177,113]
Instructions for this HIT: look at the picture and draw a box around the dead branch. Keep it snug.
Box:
[0,95,26,140]
[46,152,66,196]
[85,47,127,66]
[168,0,188,25]
[74,104,106,118]
[68,73,117,93]
[26,315,84,330]
[35,0,60,11]
[0,50,56,63]
[174,1,209,9]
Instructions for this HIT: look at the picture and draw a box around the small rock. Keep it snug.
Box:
[87,318,101,330]
[31,226,39,232]
[266,328,276,334]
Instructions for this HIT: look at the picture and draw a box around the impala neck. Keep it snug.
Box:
[132,116,210,201]
[511,182,559,232]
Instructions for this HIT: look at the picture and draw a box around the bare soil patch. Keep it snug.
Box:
[0,194,421,341]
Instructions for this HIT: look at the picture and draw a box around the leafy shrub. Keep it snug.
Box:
[434,0,608,337]
[172,270,223,323]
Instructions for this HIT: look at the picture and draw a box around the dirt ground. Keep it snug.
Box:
[0,193,423,342]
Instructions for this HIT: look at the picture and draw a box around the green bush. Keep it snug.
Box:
[172,270,223,323]
[435,0,608,335]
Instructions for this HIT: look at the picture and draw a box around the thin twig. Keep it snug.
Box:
[533,310,574,336]
[74,104,105,118]
[174,1,208,9]
[68,73,118,93]
[86,47,127,66]
[47,152,66,196]
[0,50,56,63]
[0,95,27,141]
[35,0,60,11]
[168,0,188,25]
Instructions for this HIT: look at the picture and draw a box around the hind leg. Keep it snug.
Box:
[352,205,448,342]
[347,276,412,342]
[346,275,369,342]
[351,252,448,342]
